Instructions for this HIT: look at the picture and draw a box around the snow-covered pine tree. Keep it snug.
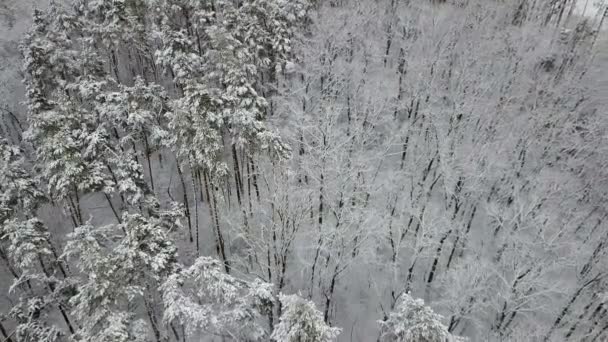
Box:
[0,138,42,219]
[62,206,183,342]
[205,0,290,156]
[151,0,301,171]
[77,0,149,84]
[160,256,274,340]
[22,0,160,224]
[0,138,75,340]
[148,0,304,266]
[100,77,172,194]
[233,0,310,83]
[8,297,63,342]
[270,293,341,342]
[379,293,464,342]
[21,4,114,226]
[0,138,47,276]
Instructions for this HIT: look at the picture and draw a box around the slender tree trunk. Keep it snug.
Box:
[232,145,244,206]
[211,188,229,273]
[58,305,75,335]
[586,303,607,338]
[245,155,253,214]
[310,170,324,298]
[143,132,155,192]
[145,296,161,342]
[250,159,260,201]
[189,163,200,255]
[0,246,20,280]
[545,275,601,341]
[405,247,423,293]
[266,247,275,329]
[427,229,452,287]
[48,242,68,278]
[110,50,121,83]
[105,163,126,206]
[39,256,75,334]
[204,170,221,257]
[104,193,122,224]
[324,248,342,324]
[0,320,12,342]
[169,323,180,342]
[66,202,79,230]
[68,190,83,227]
[196,170,204,201]
[176,162,193,243]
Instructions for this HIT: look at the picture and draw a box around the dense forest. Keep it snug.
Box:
[1,0,608,341]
